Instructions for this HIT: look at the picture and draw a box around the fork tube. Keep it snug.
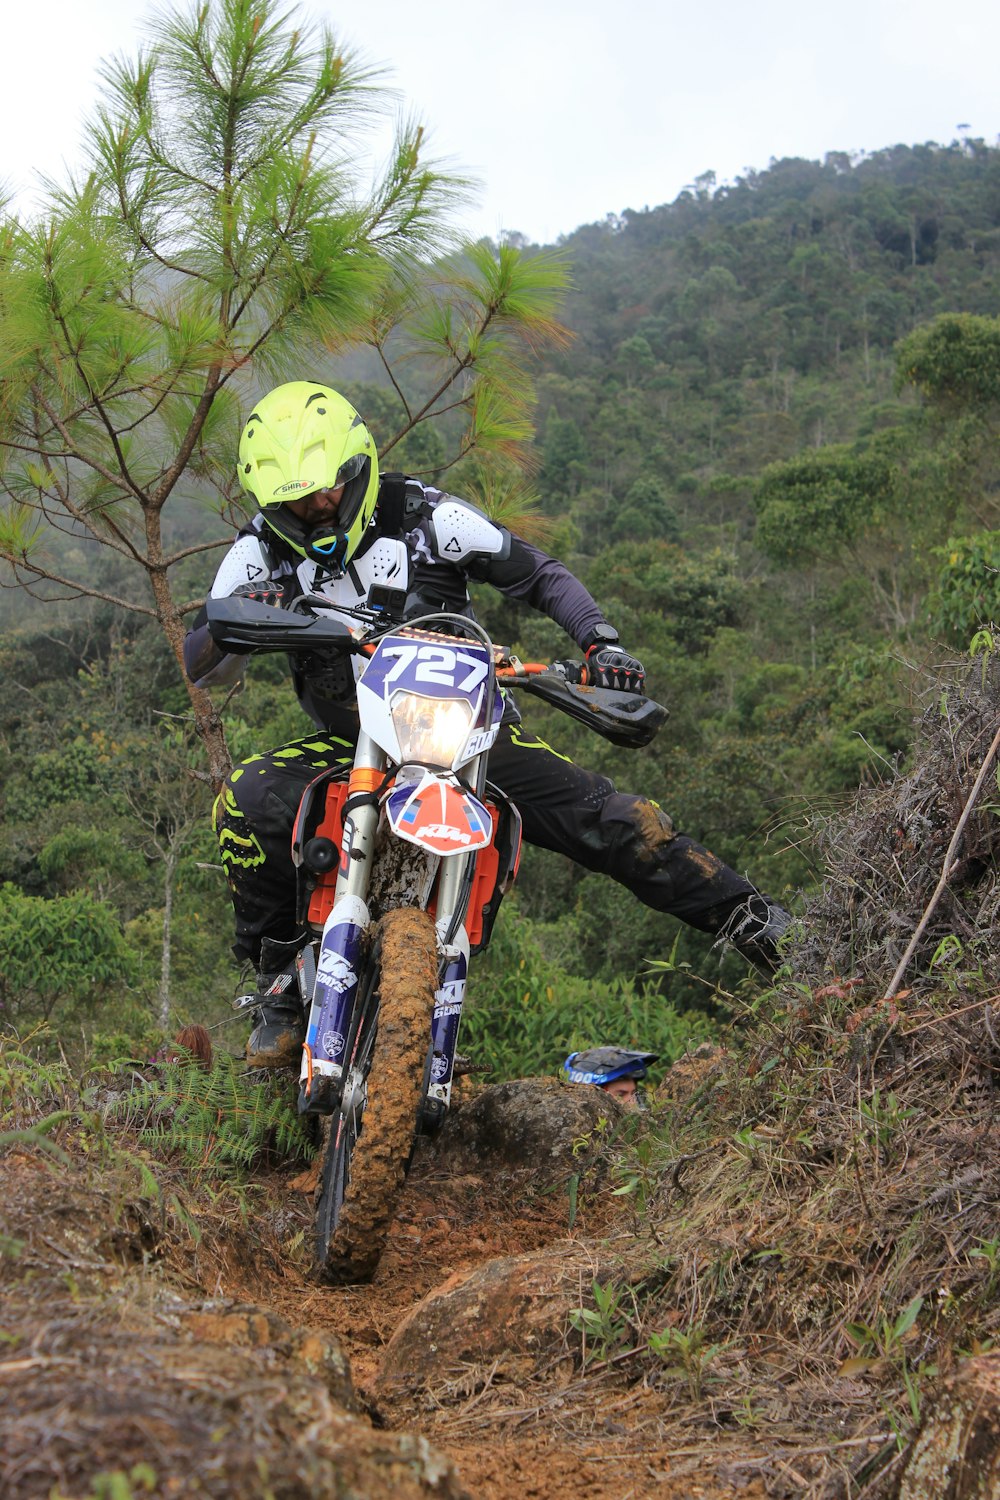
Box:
[428,925,470,1110]
[434,850,472,938]
[299,732,384,1111]
[334,730,384,903]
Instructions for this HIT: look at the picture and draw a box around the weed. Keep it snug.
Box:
[840,1293,924,1376]
[970,1237,1000,1298]
[105,1051,313,1177]
[858,1088,918,1158]
[569,1279,633,1362]
[647,1322,730,1399]
[970,1236,1000,1274]
[51,1463,158,1499]
[611,1133,659,1215]
[0,1026,71,1129]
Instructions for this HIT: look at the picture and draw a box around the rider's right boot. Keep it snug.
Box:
[244,934,307,1069]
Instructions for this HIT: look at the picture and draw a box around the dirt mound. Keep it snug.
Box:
[377,1241,632,1403]
[0,1149,472,1500]
[424,1074,626,1178]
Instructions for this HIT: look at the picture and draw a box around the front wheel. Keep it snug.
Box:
[313,906,438,1284]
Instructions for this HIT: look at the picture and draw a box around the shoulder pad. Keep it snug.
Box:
[210,534,275,597]
[428,499,510,566]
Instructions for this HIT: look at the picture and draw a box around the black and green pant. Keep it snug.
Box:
[214,724,774,965]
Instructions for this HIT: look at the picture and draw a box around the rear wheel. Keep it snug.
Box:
[313,906,438,1284]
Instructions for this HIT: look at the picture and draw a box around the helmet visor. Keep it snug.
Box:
[335,452,367,487]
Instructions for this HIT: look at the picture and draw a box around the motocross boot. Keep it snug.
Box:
[244,934,307,1069]
[715,895,792,973]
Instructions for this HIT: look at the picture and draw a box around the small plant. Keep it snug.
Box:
[51,1464,158,1500]
[970,1237,1000,1300]
[840,1293,924,1377]
[969,626,997,689]
[858,1088,918,1157]
[0,1026,72,1129]
[568,1279,633,1362]
[647,1321,730,1399]
[611,1133,660,1216]
[970,1236,1000,1273]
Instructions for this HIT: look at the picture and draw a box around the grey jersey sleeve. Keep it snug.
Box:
[480,534,608,649]
[422,490,609,648]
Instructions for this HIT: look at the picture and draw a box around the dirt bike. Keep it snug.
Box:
[206,591,667,1284]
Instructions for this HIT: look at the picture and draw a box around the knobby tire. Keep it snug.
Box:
[313,906,438,1284]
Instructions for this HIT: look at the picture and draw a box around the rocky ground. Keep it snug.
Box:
[3,1074,728,1500]
[5,1041,1000,1500]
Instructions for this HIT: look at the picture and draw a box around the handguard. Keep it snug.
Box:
[508,670,668,748]
[206,594,355,655]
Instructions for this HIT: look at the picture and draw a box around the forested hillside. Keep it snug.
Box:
[3,137,1000,1056]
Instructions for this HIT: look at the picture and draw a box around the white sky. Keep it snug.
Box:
[3,0,999,245]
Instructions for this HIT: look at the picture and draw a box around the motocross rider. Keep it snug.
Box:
[563,1048,660,1108]
[183,381,792,1067]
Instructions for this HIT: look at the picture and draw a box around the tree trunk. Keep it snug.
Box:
[159,850,175,1035]
[149,567,234,793]
[896,1353,1000,1498]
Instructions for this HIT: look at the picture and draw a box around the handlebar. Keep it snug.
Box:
[205,593,668,748]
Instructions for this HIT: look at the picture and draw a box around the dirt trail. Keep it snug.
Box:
[231,1148,763,1500]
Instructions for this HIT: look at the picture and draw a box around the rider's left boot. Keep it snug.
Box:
[244,934,307,1068]
[715,894,793,973]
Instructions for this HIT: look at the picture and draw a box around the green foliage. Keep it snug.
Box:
[587,539,745,653]
[647,1322,730,1399]
[38,829,146,892]
[54,1464,159,1500]
[842,1295,925,1375]
[110,1050,314,1177]
[896,313,1000,411]
[753,447,899,565]
[0,884,137,1023]
[858,1088,919,1159]
[928,533,1000,641]
[568,1279,634,1362]
[0,1026,72,1129]
[609,477,682,545]
[463,904,718,1081]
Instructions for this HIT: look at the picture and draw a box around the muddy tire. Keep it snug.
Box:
[313,907,438,1285]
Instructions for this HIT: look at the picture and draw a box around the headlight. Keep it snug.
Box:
[390,692,473,765]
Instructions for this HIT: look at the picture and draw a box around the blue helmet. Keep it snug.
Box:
[563,1047,659,1087]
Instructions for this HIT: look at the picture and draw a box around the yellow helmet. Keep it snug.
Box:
[238,382,379,570]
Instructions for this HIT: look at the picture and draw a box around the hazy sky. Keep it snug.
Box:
[4,0,999,244]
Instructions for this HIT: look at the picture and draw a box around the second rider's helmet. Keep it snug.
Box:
[238,381,379,571]
[562,1048,660,1087]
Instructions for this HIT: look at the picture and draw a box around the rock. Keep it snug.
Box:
[896,1353,1000,1498]
[376,1241,623,1402]
[426,1076,626,1181]
[180,1302,357,1411]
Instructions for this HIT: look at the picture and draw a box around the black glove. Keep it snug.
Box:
[232,580,286,608]
[585,641,646,694]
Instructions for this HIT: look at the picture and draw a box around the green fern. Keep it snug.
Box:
[107,1053,314,1178]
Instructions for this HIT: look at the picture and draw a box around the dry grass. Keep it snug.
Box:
[411,651,1000,1498]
